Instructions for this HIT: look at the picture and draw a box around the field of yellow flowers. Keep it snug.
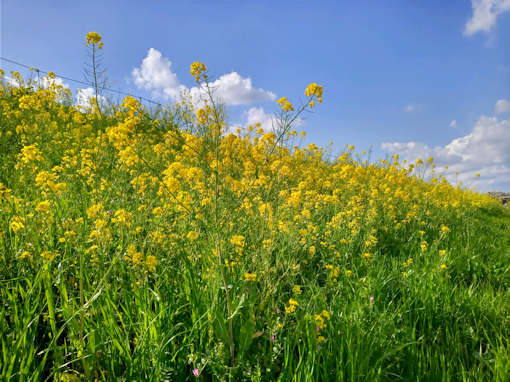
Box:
[1,34,510,381]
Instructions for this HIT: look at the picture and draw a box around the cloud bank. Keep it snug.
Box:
[382,104,510,191]
[132,48,275,106]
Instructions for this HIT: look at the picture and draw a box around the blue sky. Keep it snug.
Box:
[1,0,510,191]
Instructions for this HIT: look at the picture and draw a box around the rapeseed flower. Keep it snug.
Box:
[276,96,294,112]
[35,201,51,213]
[86,31,104,49]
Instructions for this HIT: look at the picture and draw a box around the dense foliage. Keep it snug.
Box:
[1,35,510,381]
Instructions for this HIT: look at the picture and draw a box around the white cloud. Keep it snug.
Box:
[76,87,109,111]
[132,48,182,99]
[34,76,69,90]
[495,99,510,113]
[450,120,457,128]
[131,48,275,105]
[404,104,416,113]
[464,0,510,36]
[244,107,277,131]
[382,115,510,191]
[204,72,275,105]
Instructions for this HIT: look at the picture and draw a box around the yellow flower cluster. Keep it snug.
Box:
[9,216,25,233]
[230,235,245,247]
[0,59,502,373]
[190,62,207,83]
[276,96,294,112]
[35,200,51,214]
[187,230,199,241]
[86,31,104,49]
[314,310,331,330]
[305,82,324,107]
[285,298,299,314]
[124,244,158,272]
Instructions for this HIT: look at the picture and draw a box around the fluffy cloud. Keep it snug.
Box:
[404,104,416,113]
[450,120,457,128]
[495,99,510,113]
[204,72,275,105]
[76,87,109,111]
[132,48,182,99]
[132,48,275,105]
[382,115,510,191]
[244,107,277,131]
[464,0,510,35]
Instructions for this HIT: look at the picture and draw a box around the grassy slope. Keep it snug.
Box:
[0,78,510,381]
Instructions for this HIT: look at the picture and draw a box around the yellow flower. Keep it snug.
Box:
[314,314,325,329]
[186,231,199,241]
[18,251,31,260]
[35,200,51,213]
[305,82,323,103]
[126,244,143,266]
[18,144,43,164]
[440,225,451,234]
[41,251,58,261]
[276,97,294,112]
[244,273,257,282]
[230,235,245,247]
[285,305,296,314]
[112,209,133,227]
[403,258,413,267]
[86,203,103,219]
[285,299,299,313]
[146,255,158,272]
[292,285,302,295]
[262,238,273,250]
[321,310,331,320]
[190,62,207,83]
[85,31,104,49]
[439,250,447,256]
[196,107,209,124]
[440,264,448,270]
[9,217,25,233]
